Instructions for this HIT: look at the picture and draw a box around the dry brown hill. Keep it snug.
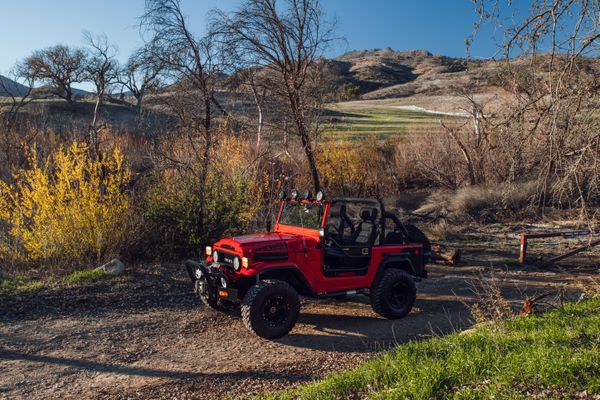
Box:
[330,48,498,99]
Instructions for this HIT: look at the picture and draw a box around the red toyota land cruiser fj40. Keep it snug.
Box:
[185,190,431,339]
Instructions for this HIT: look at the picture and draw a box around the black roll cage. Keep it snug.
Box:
[328,197,408,246]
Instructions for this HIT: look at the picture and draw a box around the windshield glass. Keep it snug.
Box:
[278,202,324,229]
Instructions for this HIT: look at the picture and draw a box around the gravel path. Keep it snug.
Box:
[0,241,594,399]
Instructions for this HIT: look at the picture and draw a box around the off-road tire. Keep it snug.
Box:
[371,269,416,319]
[242,280,300,339]
[404,224,431,253]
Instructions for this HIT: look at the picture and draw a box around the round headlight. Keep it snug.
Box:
[302,190,312,200]
[220,277,227,288]
[316,190,325,201]
[212,250,219,262]
[290,189,299,200]
[233,256,241,271]
[278,190,287,200]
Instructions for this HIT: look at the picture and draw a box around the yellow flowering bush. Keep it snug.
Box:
[0,142,131,265]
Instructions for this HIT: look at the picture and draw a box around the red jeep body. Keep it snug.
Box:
[185,194,429,338]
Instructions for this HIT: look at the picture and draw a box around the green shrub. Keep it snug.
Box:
[144,135,265,257]
[337,83,361,101]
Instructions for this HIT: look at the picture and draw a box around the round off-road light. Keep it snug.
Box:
[278,190,287,200]
[205,246,212,256]
[290,189,299,200]
[233,256,241,271]
[316,190,325,201]
[302,190,312,200]
[212,250,219,262]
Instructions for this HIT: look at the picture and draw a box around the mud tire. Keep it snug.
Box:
[242,280,300,339]
[371,269,416,319]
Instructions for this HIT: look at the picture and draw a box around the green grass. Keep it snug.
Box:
[264,298,600,399]
[63,268,108,285]
[321,102,462,140]
[1,268,111,295]
[0,276,46,294]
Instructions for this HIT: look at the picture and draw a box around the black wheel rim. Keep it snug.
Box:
[262,295,291,328]
[389,281,410,311]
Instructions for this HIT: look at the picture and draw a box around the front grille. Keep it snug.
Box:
[218,251,236,267]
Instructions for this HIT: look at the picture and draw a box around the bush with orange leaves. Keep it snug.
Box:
[0,142,131,267]
[317,136,398,197]
[143,134,266,257]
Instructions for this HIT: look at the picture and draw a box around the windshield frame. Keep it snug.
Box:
[275,200,326,232]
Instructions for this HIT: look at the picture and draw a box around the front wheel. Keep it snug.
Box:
[370,269,416,319]
[195,274,232,312]
[242,280,300,339]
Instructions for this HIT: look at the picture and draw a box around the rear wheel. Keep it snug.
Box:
[371,269,416,319]
[242,280,300,339]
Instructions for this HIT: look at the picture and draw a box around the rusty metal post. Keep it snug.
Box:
[519,234,528,264]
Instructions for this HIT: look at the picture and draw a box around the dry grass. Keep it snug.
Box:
[414,182,540,222]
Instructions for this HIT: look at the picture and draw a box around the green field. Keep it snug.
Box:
[322,101,464,140]
[265,297,600,399]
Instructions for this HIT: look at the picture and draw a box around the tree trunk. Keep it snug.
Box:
[443,122,476,186]
[196,91,213,241]
[287,86,321,192]
[135,88,145,118]
[299,124,320,192]
[250,84,264,152]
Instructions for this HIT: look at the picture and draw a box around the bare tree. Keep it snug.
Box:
[470,0,600,215]
[21,45,87,106]
[0,68,37,175]
[213,0,336,191]
[140,0,226,237]
[0,66,37,131]
[227,67,269,151]
[83,31,119,152]
[118,43,164,117]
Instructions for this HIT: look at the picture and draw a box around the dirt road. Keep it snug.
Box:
[0,227,596,399]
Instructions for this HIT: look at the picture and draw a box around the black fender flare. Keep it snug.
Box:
[372,254,416,287]
[184,259,208,282]
[256,265,314,296]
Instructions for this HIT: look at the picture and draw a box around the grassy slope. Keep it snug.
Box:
[322,100,464,140]
[265,298,600,399]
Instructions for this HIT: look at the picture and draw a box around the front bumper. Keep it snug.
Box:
[184,259,241,302]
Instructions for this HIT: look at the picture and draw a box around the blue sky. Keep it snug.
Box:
[1,0,528,80]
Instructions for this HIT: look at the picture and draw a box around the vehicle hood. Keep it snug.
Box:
[213,232,298,253]
[230,232,297,245]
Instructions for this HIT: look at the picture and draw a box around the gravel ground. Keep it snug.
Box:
[1,226,597,399]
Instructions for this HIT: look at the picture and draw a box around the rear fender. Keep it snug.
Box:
[373,255,416,286]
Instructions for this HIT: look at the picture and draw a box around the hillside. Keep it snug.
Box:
[330,48,498,99]
[0,75,29,97]
[0,75,91,98]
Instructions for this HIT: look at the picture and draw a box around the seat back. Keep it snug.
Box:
[351,208,379,245]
